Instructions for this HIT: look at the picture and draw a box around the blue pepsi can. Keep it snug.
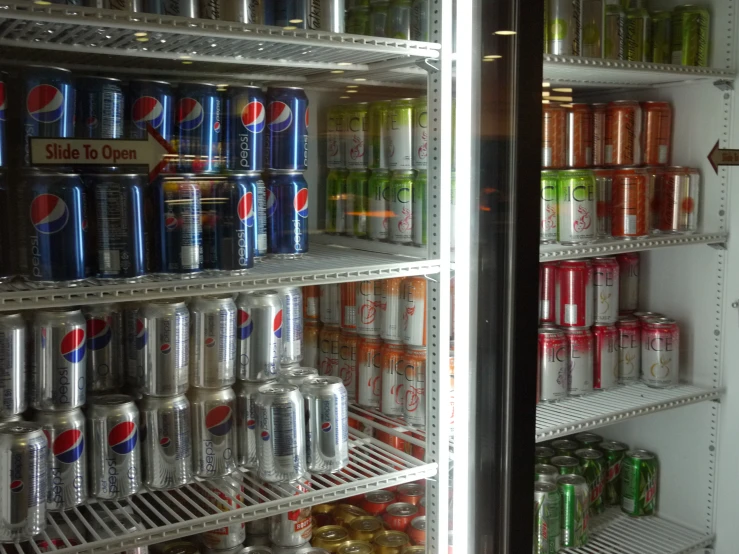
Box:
[265,171,309,258]
[0,72,6,168]
[225,85,265,172]
[19,169,88,283]
[75,76,125,139]
[175,83,223,173]
[152,174,203,274]
[127,80,174,142]
[231,171,268,260]
[84,173,147,280]
[266,87,309,171]
[22,66,75,167]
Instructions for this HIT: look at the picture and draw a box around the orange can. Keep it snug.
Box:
[566,104,594,168]
[333,504,368,527]
[303,320,321,370]
[612,167,650,239]
[605,100,642,166]
[396,483,424,505]
[381,278,404,341]
[406,516,426,546]
[338,330,359,402]
[592,103,607,166]
[645,166,664,233]
[542,104,566,169]
[360,490,396,516]
[357,336,382,409]
[319,324,341,376]
[303,285,320,321]
[341,282,358,330]
[410,430,425,461]
[401,276,427,347]
[382,503,418,532]
[381,341,406,417]
[402,346,426,426]
[641,101,672,166]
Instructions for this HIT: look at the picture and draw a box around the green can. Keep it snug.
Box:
[671,5,710,66]
[346,170,370,238]
[411,170,426,247]
[347,0,370,7]
[550,455,582,476]
[368,170,391,241]
[368,101,391,170]
[411,97,428,170]
[326,169,348,234]
[540,170,558,244]
[534,482,561,554]
[580,0,605,58]
[389,169,414,243]
[410,0,428,41]
[651,10,672,63]
[369,1,389,37]
[557,169,596,244]
[535,463,559,485]
[604,0,626,59]
[345,103,369,169]
[600,440,629,505]
[558,475,589,548]
[535,445,556,465]
[621,449,658,516]
[626,7,652,61]
[347,7,371,35]
[386,0,412,39]
[574,432,603,448]
[387,99,414,170]
[575,448,605,515]
[551,439,579,456]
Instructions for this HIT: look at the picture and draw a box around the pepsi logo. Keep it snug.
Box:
[160,437,171,448]
[294,188,309,219]
[27,84,65,123]
[321,422,332,432]
[53,429,84,464]
[205,405,233,437]
[0,81,5,121]
[205,337,216,348]
[60,328,86,364]
[135,317,148,350]
[261,430,270,441]
[237,309,253,341]
[30,194,69,234]
[267,101,292,133]
[238,192,255,227]
[214,120,221,133]
[41,327,47,349]
[87,317,112,351]
[165,215,178,231]
[108,421,137,455]
[132,96,164,130]
[273,310,283,339]
[241,101,265,133]
[266,189,277,218]
[177,98,204,131]
[86,116,99,129]
[10,480,23,493]
[160,343,171,355]
[246,419,256,430]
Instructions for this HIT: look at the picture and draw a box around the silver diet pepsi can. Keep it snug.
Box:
[280,287,303,365]
[190,295,237,388]
[145,0,199,18]
[255,383,306,483]
[0,313,26,418]
[137,300,190,396]
[124,303,142,388]
[0,422,47,541]
[238,291,283,380]
[235,379,275,469]
[300,376,348,473]
[188,386,236,478]
[140,394,192,489]
[199,0,272,23]
[87,394,141,500]
[83,304,124,393]
[31,308,87,410]
[34,409,87,511]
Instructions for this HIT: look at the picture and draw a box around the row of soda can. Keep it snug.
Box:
[542,101,673,170]
[545,0,710,67]
[1,67,309,173]
[540,165,700,246]
[346,0,428,40]
[0,169,308,283]
[534,432,658,552]
[326,99,428,172]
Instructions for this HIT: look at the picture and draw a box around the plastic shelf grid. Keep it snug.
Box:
[539,233,728,261]
[1,431,436,554]
[0,245,440,311]
[536,383,720,442]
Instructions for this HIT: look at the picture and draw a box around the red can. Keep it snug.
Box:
[407,516,426,546]
[593,324,619,390]
[641,101,672,166]
[605,101,642,166]
[341,282,357,330]
[616,315,641,383]
[593,103,607,166]
[592,257,620,324]
[397,483,425,505]
[318,324,341,376]
[539,262,557,324]
[382,503,418,532]
[564,328,594,395]
[303,285,320,321]
[361,490,396,516]
[612,167,650,239]
[417,497,426,516]
[641,317,680,388]
[645,166,663,233]
[555,260,594,328]
[566,104,594,168]
[339,330,359,402]
[538,328,568,403]
[542,104,566,169]
[615,253,639,314]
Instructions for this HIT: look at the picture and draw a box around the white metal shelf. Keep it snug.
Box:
[536,383,721,442]
[544,55,735,88]
[5,430,435,554]
[0,244,440,311]
[562,508,714,553]
[539,233,728,261]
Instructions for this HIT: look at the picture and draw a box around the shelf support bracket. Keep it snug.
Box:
[416,57,440,73]
[708,242,728,250]
[714,79,734,91]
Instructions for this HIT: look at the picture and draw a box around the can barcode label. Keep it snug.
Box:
[284,340,301,358]
[272,404,297,459]
[257,236,267,253]
[565,304,578,324]
[99,249,121,272]
[625,215,637,234]
[622,497,635,512]
[181,246,201,269]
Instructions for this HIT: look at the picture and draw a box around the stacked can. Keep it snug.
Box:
[346,0,426,39]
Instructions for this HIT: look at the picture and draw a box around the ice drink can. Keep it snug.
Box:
[190,295,237,388]
[402,347,426,426]
[345,104,369,169]
[605,100,642,166]
[380,278,403,341]
[326,169,347,235]
[327,105,345,169]
[338,331,359,401]
[412,97,428,170]
[380,341,405,416]
[368,169,391,240]
[389,169,414,243]
[540,170,558,244]
[538,328,567,402]
[593,257,619,324]
[356,280,382,336]
[542,104,566,169]
[346,170,370,237]
[320,284,341,326]
[555,260,594,328]
[402,276,427,347]
[368,101,391,169]
[387,100,413,170]
[0,314,26,418]
[593,324,619,390]
[616,252,639,313]
[357,336,382,408]
[411,170,427,247]
[564,328,594,395]
[617,315,641,383]
[566,104,594,169]
[557,169,596,244]
[301,376,349,473]
[303,286,320,322]
[641,317,679,388]
[319,325,340,377]
[188,386,236,478]
[341,282,357,331]
[595,168,613,238]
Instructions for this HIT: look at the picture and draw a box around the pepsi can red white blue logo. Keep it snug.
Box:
[175,83,223,173]
[265,172,309,257]
[135,317,148,350]
[265,87,309,171]
[60,328,86,364]
[86,317,112,352]
[226,86,265,171]
[238,192,254,227]
[52,429,84,464]
[273,310,283,339]
[205,405,233,437]
[127,80,173,141]
[237,309,253,340]
[27,84,66,124]
[31,194,69,234]
[108,421,138,455]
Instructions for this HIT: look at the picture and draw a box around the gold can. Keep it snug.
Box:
[333,504,369,527]
[349,516,384,541]
[313,503,337,528]
[374,530,410,554]
[402,547,426,553]
[337,540,376,554]
[312,525,351,552]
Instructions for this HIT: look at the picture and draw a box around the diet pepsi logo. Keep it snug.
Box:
[246,418,256,430]
[160,437,171,448]
[165,215,178,231]
[321,422,332,433]
[261,430,270,441]
[294,188,309,219]
[205,405,233,437]
[27,84,65,123]
[135,317,148,350]
[132,96,164,130]
[61,329,86,364]
[86,115,99,129]
[160,343,171,355]
[238,192,255,227]
[0,81,6,121]
[10,480,23,493]
[31,194,69,234]
[267,101,292,133]
[177,98,204,131]
[108,421,138,455]
[53,429,84,464]
[273,310,283,339]
[237,309,253,341]
[87,317,112,351]
[242,101,265,133]
[205,337,216,348]
[266,189,277,218]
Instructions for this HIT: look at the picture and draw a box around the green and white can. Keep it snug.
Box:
[368,101,391,170]
[412,97,428,170]
[575,447,605,515]
[548,0,580,55]
[346,169,370,238]
[369,170,391,240]
[535,463,560,485]
[345,103,369,169]
[600,440,628,505]
[558,474,589,548]
[604,0,626,59]
[387,99,414,170]
[327,105,346,169]
[412,170,426,247]
[651,10,672,63]
[389,169,415,243]
[621,449,658,516]
[626,7,652,62]
[326,169,348,234]
[534,482,562,554]
[671,5,710,66]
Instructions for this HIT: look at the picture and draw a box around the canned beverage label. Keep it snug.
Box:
[402,277,427,347]
[576,448,605,515]
[338,332,358,402]
[617,316,641,382]
[558,475,589,548]
[265,171,309,257]
[368,169,390,240]
[641,318,679,387]
[605,101,642,166]
[539,262,557,324]
[235,380,264,469]
[0,314,26,418]
[625,8,652,61]
[557,170,596,244]
[266,87,309,171]
[593,324,619,390]
[621,449,657,516]
[566,104,594,168]
[386,100,414,170]
[327,106,345,169]
[357,337,382,408]
[346,170,369,237]
[380,278,403,341]
[237,291,283,380]
[188,387,236,478]
[540,171,558,243]
[412,98,428,170]
[320,284,341,326]
[403,348,426,426]
[548,0,578,54]
[564,329,594,395]
[671,6,709,66]
[270,508,313,548]
[190,296,237,388]
[154,176,203,274]
[641,101,671,165]
[279,287,303,366]
[593,257,619,324]
[319,325,340,377]
[555,260,594,328]
[600,440,628,505]
[616,252,639,313]
[341,283,357,331]
[380,342,405,417]
[389,170,414,243]
[538,329,567,402]
[225,86,265,172]
[534,482,561,554]
[355,280,382,336]
[542,105,566,169]
[612,167,649,238]
[301,376,349,473]
[346,104,369,169]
